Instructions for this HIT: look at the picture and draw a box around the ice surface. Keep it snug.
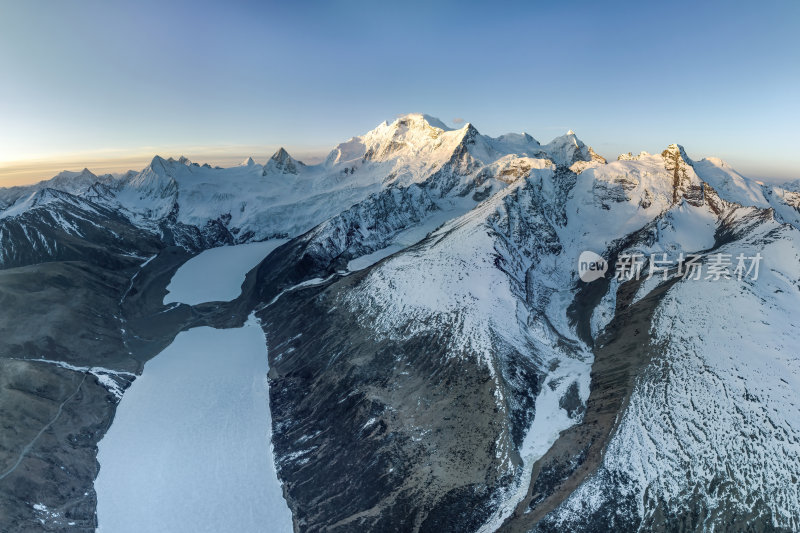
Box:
[95,315,292,533]
[163,240,286,305]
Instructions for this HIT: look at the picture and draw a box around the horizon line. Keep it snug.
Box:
[1,132,797,188]
[0,145,332,187]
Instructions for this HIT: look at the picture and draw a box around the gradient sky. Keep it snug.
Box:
[1,0,798,185]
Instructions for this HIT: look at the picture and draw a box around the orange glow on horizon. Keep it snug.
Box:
[0,146,329,187]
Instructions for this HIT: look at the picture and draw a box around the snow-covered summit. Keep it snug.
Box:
[541,130,595,166]
[49,168,108,190]
[661,143,692,164]
[53,167,95,181]
[417,113,453,131]
[324,113,457,167]
[264,148,303,175]
[0,167,115,210]
[391,112,453,131]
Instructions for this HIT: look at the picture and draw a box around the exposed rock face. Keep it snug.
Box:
[661,143,695,204]
[0,189,160,268]
[259,276,514,532]
[265,148,304,175]
[0,214,162,530]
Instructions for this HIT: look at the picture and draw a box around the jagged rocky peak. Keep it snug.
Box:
[616,145,693,167]
[543,129,597,167]
[571,145,607,173]
[146,154,190,168]
[51,167,97,181]
[660,144,695,174]
[587,146,606,163]
[121,155,180,198]
[459,121,480,141]
[241,156,257,167]
[264,147,303,175]
[617,151,651,161]
[659,144,702,205]
[32,167,118,197]
[661,143,693,165]
[148,154,169,172]
[136,156,184,191]
[271,147,290,162]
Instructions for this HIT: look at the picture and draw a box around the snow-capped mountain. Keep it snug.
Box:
[0,187,161,269]
[0,168,115,210]
[70,114,612,244]
[255,127,800,532]
[0,114,798,532]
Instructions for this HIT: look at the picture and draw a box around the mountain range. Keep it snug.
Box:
[0,113,798,532]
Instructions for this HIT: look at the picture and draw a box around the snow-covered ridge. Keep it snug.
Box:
[291,128,799,530]
[2,113,797,253]
[0,168,115,210]
[0,115,590,248]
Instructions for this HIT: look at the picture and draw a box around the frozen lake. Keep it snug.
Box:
[164,239,286,305]
[96,244,293,533]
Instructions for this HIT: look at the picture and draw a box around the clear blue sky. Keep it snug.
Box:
[0,0,798,184]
